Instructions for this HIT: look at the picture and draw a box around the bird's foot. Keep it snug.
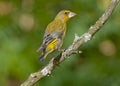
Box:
[58,49,66,52]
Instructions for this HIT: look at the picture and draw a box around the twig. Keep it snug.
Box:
[20,0,119,86]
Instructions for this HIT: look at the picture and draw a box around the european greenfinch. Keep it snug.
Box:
[37,10,76,61]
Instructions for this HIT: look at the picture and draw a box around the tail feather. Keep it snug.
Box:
[36,46,43,52]
[39,54,45,61]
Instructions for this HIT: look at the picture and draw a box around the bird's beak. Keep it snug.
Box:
[68,12,76,18]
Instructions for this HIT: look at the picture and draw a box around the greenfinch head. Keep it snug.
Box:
[55,10,76,22]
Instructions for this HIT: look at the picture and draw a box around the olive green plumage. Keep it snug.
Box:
[37,10,76,61]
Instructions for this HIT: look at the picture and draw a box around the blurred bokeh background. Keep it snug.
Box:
[0,0,120,86]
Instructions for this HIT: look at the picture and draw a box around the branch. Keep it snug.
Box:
[20,0,119,86]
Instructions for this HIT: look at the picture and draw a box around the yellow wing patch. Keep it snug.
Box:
[47,38,58,50]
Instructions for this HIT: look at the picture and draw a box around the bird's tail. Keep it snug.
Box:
[36,45,45,52]
[39,54,45,61]
[36,46,43,52]
[39,53,48,61]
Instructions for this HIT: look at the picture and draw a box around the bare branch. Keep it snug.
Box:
[20,0,120,86]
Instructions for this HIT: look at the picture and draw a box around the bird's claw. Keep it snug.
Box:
[58,49,66,52]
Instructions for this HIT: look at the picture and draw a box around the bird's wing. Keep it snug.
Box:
[43,20,64,45]
[36,33,52,51]
[36,33,58,52]
[36,20,64,52]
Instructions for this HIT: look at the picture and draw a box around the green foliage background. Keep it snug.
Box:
[0,0,120,86]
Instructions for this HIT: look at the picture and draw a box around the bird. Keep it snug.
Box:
[37,10,76,61]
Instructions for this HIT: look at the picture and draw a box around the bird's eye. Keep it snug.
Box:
[64,12,69,15]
